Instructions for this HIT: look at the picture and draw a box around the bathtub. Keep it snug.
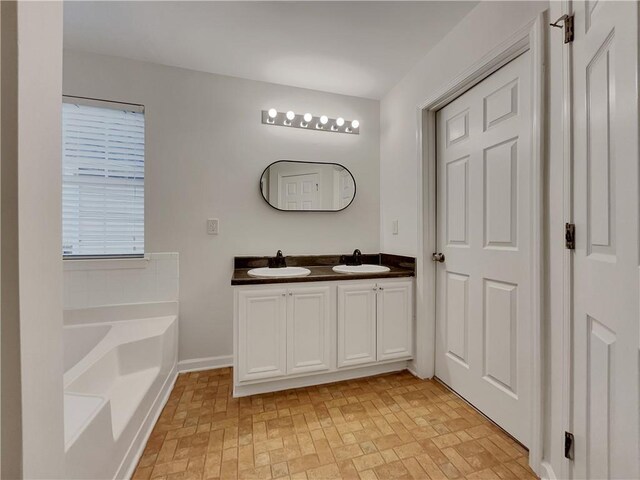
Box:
[63,302,178,480]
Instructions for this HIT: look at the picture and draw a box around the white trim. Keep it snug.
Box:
[63,254,151,271]
[62,95,144,114]
[406,362,419,379]
[540,460,559,480]
[233,361,408,397]
[116,364,177,480]
[177,355,233,373]
[559,3,574,480]
[415,15,545,476]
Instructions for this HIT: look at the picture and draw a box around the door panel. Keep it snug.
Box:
[237,289,287,382]
[337,283,377,367]
[571,2,639,478]
[435,52,532,445]
[377,280,413,361]
[279,172,320,210]
[287,286,331,374]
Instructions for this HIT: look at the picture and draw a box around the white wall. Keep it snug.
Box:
[381,1,548,254]
[3,2,66,478]
[379,2,566,478]
[63,51,380,363]
[63,253,179,309]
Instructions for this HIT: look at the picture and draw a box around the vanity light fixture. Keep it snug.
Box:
[285,110,295,126]
[331,117,344,131]
[318,115,328,130]
[267,108,278,124]
[301,112,313,127]
[261,109,359,134]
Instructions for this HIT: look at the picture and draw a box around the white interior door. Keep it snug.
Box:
[338,169,354,209]
[435,52,532,446]
[279,172,320,210]
[571,2,639,478]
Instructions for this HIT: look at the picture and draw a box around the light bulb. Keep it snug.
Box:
[320,115,328,125]
[336,117,345,127]
[303,113,313,123]
[351,120,359,129]
[268,108,278,119]
[286,111,295,121]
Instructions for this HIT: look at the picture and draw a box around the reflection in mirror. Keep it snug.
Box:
[260,161,355,211]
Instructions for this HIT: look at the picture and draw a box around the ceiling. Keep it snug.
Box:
[64,1,478,100]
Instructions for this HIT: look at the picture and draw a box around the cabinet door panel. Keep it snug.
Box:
[337,283,377,367]
[287,286,332,374]
[377,280,413,361]
[237,289,287,382]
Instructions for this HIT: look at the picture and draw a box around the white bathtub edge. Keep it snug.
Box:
[116,363,178,480]
[177,355,233,374]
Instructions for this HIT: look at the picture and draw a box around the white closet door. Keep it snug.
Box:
[435,52,532,445]
[571,1,639,478]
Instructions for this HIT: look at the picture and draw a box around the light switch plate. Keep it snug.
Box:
[392,220,399,235]
[207,218,219,235]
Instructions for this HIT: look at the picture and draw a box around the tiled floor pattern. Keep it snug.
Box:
[133,368,538,480]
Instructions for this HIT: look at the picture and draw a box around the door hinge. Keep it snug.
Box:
[565,223,576,250]
[564,431,575,460]
[550,14,574,44]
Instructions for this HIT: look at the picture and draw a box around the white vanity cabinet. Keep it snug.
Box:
[337,283,378,367]
[236,288,288,382]
[376,280,413,361]
[286,285,332,375]
[236,285,332,383]
[234,277,414,396]
[337,279,413,367]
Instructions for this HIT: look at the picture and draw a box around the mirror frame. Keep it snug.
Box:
[259,160,357,212]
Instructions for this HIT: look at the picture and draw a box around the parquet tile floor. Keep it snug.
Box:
[132,368,538,480]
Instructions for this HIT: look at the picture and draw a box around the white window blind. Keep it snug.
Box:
[62,97,145,258]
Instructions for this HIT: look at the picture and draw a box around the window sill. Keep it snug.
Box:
[63,254,150,271]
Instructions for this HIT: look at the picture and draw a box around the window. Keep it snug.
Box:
[62,97,144,258]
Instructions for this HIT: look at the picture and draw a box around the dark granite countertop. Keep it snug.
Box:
[231,253,415,286]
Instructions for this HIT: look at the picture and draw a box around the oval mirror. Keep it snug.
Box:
[259,160,356,211]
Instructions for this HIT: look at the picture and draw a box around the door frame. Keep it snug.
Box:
[414,14,546,473]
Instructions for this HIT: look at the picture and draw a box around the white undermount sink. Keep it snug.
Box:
[332,264,391,274]
[247,267,311,278]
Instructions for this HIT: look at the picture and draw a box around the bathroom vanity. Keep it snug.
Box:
[231,254,415,396]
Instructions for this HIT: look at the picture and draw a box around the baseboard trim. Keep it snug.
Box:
[233,361,409,397]
[538,460,558,480]
[177,355,233,373]
[406,359,429,379]
[116,363,178,480]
